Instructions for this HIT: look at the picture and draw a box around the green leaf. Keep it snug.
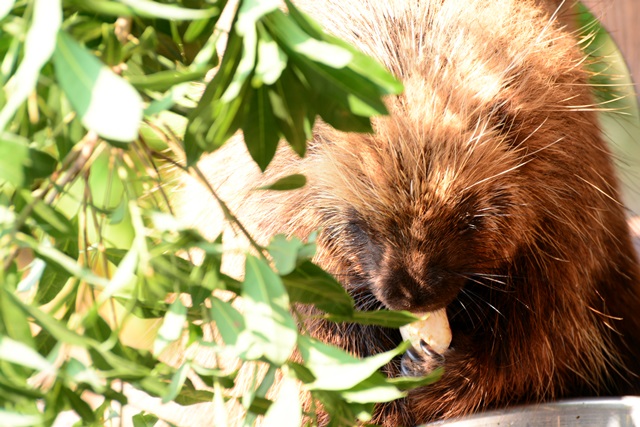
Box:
[210,297,245,347]
[242,255,297,365]
[132,413,160,427]
[62,386,97,423]
[0,1,14,20]
[4,288,93,347]
[162,361,190,403]
[337,373,405,404]
[184,19,211,43]
[127,69,207,92]
[213,381,228,427]
[64,358,105,392]
[0,0,62,131]
[262,376,301,427]
[17,234,109,289]
[34,257,73,301]
[326,310,419,328]
[53,31,142,142]
[281,261,354,316]
[285,0,403,95]
[297,335,410,390]
[243,86,280,171]
[153,299,187,355]
[264,10,352,69]
[191,364,236,389]
[242,364,277,426]
[23,148,58,184]
[14,190,75,239]
[267,234,302,275]
[236,0,280,37]
[118,0,219,20]
[268,67,312,156]
[174,388,216,406]
[0,335,54,372]
[387,368,443,390]
[254,26,287,86]
[99,246,138,302]
[184,30,245,164]
[257,174,306,191]
[17,258,46,293]
[0,134,28,186]
[0,410,42,427]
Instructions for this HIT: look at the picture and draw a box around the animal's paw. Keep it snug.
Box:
[400,340,445,377]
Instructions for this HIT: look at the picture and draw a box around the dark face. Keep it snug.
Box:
[336,185,519,315]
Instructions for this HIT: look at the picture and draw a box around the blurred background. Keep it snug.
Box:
[582,0,640,216]
[583,0,639,99]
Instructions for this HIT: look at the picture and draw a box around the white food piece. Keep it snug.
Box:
[399,308,452,355]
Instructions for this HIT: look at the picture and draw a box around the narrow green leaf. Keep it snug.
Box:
[4,288,93,347]
[1,272,35,363]
[285,0,403,95]
[53,31,142,142]
[242,364,277,426]
[153,299,187,355]
[0,335,54,372]
[242,255,297,365]
[184,19,211,43]
[264,11,351,68]
[0,410,42,427]
[337,374,405,404]
[326,310,419,328]
[65,358,105,392]
[387,367,443,389]
[36,238,77,305]
[118,0,219,20]
[257,174,306,192]
[184,30,244,163]
[242,86,280,171]
[297,335,410,390]
[17,258,46,293]
[14,190,75,239]
[62,386,97,423]
[127,69,207,91]
[254,26,287,86]
[16,234,109,288]
[99,246,138,302]
[221,25,257,103]
[236,0,280,36]
[191,364,236,389]
[0,1,14,20]
[162,361,190,403]
[0,0,61,131]
[213,381,228,427]
[268,67,312,156]
[262,376,301,427]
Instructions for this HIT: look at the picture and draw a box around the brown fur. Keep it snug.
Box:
[178,0,640,425]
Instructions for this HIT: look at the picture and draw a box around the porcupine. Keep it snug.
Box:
[177,0,640,425]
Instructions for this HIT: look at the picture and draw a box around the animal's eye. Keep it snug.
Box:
[459,212,482,235]
[345,219,371,245]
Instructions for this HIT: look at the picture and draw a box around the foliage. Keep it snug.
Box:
[0,1,434,426]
